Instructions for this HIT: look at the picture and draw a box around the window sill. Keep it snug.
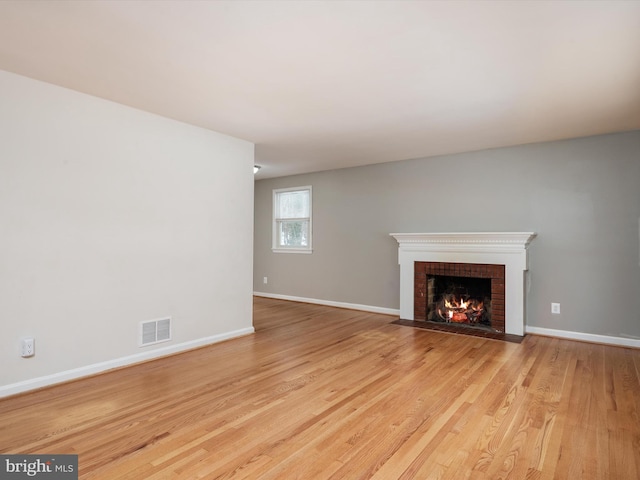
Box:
[272,248,313,254]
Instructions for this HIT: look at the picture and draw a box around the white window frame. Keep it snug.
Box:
[272,185,312,254]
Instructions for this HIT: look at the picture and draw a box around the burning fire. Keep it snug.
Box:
[438,295,485,324]
[445,298,468,310]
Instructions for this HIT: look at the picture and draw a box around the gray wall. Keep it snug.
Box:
[254,131,640,339]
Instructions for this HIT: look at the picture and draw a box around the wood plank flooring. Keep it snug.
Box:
[1,297,639,479]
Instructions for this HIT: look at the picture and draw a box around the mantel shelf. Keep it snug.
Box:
[390,232,536,247]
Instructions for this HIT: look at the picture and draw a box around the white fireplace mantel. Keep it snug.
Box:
[390,232,536,336]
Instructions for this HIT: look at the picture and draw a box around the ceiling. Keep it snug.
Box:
[1,1,639,179]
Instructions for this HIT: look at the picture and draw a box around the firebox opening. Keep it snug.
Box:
[427,275,492,330]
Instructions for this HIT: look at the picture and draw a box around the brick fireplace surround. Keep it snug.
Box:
[414,262,505,332]
[390,232,536,336]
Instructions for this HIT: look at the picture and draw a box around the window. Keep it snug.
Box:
[273,186,312,253]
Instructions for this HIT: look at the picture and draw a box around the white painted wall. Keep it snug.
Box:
[0,70,255,396]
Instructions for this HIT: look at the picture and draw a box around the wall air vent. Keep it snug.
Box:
[139,317,171,347]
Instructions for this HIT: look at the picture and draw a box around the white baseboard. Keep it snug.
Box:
[253,292,400,316]
[0,327,255,398]
[525,326,640,348]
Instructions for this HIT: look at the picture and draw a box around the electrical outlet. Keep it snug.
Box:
[263,276,268,284]
[21,337,35,357]
[551,303,561,315]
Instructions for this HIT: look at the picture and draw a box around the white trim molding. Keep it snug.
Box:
[526,326,640,349]
[390,232,536,336]
[389,232,536,251]
[254,292,400,316]
[0,327,254,398]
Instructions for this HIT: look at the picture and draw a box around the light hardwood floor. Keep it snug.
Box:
[2,297,639,479]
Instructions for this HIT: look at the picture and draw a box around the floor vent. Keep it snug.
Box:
[139,317,171,347]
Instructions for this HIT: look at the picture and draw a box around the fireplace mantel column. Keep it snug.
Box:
[390,232,536,336]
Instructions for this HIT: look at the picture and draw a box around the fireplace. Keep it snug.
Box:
[415,262,505,332]
[390,232,536,336]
